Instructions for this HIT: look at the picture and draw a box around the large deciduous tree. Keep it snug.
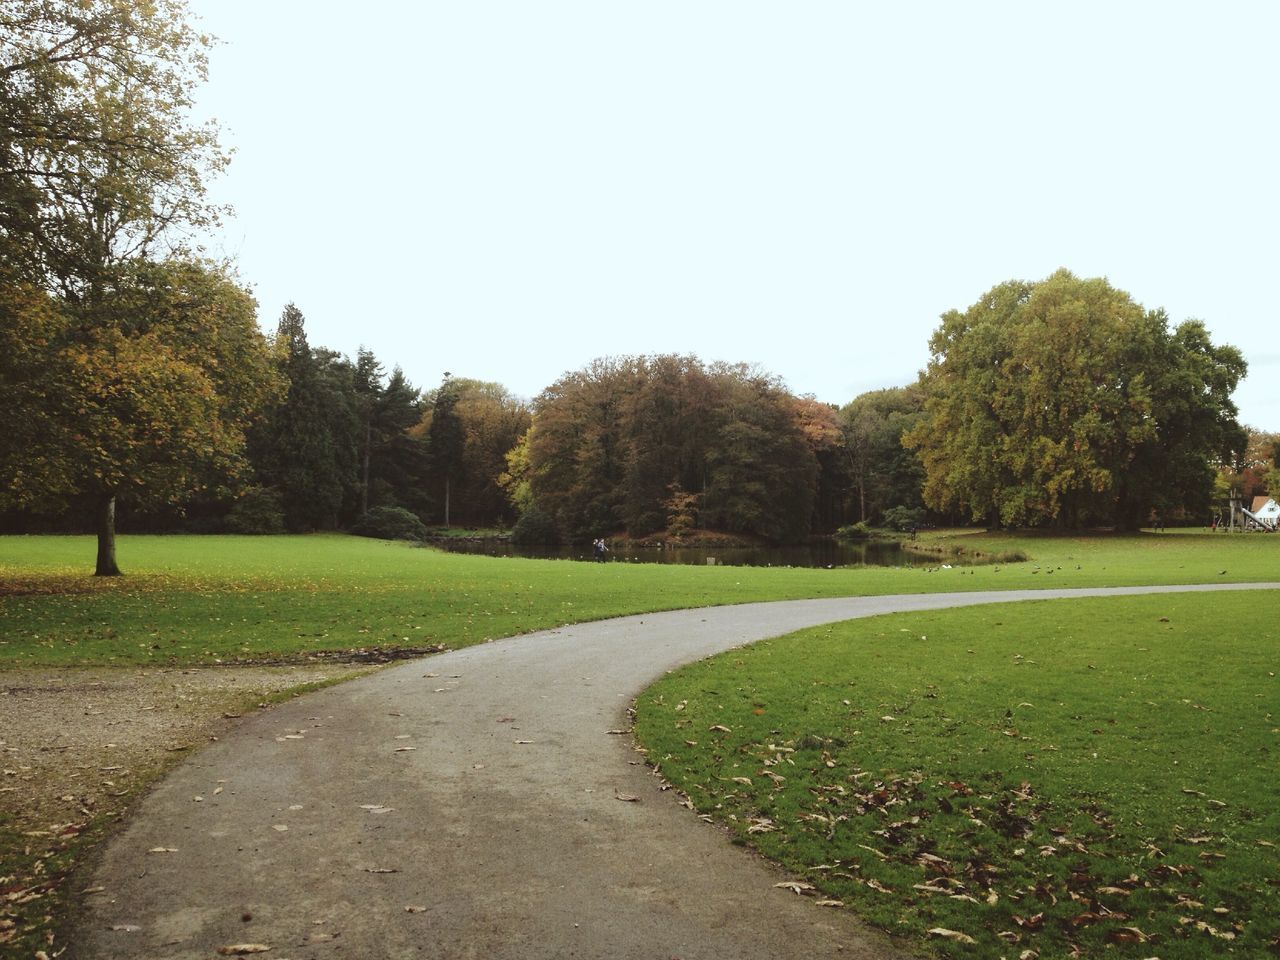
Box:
[1,0,226,292]
[905,270,1246,529]
[1,0,250,572]
[0,262,281,572]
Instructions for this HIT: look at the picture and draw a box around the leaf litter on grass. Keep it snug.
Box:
[635,594,1280,959]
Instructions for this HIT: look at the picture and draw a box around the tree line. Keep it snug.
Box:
[1,1,1268,574]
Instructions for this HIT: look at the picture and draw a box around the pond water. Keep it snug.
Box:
[434,538,952,568]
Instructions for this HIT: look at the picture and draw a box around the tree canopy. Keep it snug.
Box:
[524,356,823,543]
[905,270,1247,529]
[0,261,281,570]
[1,0,226,294]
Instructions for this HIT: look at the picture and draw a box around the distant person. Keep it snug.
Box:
[593,538,608,562]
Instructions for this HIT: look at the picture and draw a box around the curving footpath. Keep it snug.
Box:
[70,583,1279,959]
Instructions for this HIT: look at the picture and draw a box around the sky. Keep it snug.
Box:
[188,1,1279,428]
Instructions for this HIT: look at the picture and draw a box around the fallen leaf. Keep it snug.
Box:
[405,905,428,913]
[217,946,271,956]
[147,847,178,854]
[394,746,416,752]
[1105,927,1150,944]
[614,791,640,802]
[272,824,288,832]
[928,928,977,944]
[709,724,732,733]
[359,805,394,814]
[108,924,141,932]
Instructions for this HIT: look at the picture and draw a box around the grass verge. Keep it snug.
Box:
[633,592,1280,959]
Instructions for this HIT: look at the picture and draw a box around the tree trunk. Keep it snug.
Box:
[444,476,450,528]
[95,492,122,576]
[361,420,372,515]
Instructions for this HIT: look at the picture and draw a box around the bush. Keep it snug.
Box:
[511,506,560,546]
[834,521,871,541]
[350,506,428,542]
[225,487,286,534]
[881,506,926,533]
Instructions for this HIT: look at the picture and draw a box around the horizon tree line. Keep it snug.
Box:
[0,1,1269,573]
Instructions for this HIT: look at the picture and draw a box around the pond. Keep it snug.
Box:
[433,537,953,568]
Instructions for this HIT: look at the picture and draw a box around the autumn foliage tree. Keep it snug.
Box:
[0,0,256,572]
[524,356,822,543]
[0,263,281,572]
[906,270,1246,529]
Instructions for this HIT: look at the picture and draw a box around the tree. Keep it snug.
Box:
[906,270,1246,529]
[0,0,227,294]
[353,349,427,518]
[424,375,465,526]
[248,304,359,532]
[1,0,239,572]
[699,363,817,542]
[525,356,821,543]
[0,262,281,572]
[840,386,926,525]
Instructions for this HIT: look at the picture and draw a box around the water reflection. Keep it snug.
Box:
[433,538,946,568]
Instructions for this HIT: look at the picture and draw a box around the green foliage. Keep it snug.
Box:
[635,595,1280,959]
[841,385,927,525]
[0,0,227,293]
[906,271,1246,529]
[249,305,360,532]
[421,379,531,527]
[224,487,286,535]
[350,506,428,542]
[881,505,926,532]
[528,356,821,543]
[0,263,283,570]
[835,522,871,541]
[510,505,561,546]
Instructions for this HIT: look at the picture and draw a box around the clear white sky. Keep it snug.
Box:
[188,1,1279,429]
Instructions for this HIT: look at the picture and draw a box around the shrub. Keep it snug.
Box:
[881,506,926,533]
[351,506,428,542]
[511,506,560,546]
[225,487,286,534]
[834,521,871,541]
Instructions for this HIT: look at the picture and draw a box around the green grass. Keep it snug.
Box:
[1,530,1278,666]
[633,593,1280,959]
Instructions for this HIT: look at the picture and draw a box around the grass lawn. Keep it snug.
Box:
[0,530,1276,955]
[633,593,1280,959]
[1,529,1278,667]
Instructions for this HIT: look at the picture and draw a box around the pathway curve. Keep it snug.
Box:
[70,583,1279,959]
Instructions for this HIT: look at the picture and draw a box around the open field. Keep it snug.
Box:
[1,530,1277,955]
[2,530,1278,668]
[633,593,1280,959]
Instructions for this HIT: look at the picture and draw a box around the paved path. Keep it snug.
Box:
[71,583,1278,959]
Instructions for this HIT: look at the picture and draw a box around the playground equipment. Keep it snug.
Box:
[1229,494,1279,531]
[1242,496,1279,532]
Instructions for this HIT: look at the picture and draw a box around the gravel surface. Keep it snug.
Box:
[0,664,370,954]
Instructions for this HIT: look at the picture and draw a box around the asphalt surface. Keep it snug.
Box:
[69,583,1279,959]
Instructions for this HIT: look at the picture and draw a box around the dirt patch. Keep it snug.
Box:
[0,663,373,954]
